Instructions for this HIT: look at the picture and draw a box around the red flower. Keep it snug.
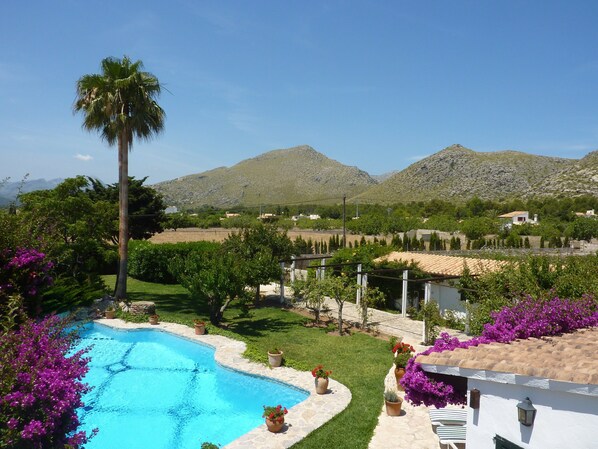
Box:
[263,404,288,421]
[392,342,415,355]
[311,364,331,379]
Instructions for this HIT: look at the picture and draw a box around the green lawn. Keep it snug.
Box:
[103,275,391,449]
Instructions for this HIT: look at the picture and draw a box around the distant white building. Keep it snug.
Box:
[225,212,240,218]
[291,214,321,221]
[164,206,178,214]
[575,209,596,218]
[498,211,538,229]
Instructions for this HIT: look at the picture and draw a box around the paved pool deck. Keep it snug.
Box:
[94,318,352,449]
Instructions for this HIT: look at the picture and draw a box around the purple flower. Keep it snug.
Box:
[7,418,19,429]
[0,247,54,301]
[0,315,95,448]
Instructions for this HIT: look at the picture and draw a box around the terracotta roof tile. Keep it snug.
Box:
[417,328,598,385]
[498,211,528,218]
[374,252,506,276]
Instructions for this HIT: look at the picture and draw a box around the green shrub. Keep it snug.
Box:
[201,443,220,449]
[128,240,220,283]
[421,300,443,345]
[41,275,106,314]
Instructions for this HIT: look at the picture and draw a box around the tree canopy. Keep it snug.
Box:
[87,176,165,241]
[222,224,294,303]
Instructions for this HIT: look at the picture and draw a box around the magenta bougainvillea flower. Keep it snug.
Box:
[0,315,96,448]
[0,247,54,299]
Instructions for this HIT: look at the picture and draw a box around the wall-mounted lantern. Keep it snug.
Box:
[469,389,480,409]
[516,397,536,426]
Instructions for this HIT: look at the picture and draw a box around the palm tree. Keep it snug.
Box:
[74,56,165,300]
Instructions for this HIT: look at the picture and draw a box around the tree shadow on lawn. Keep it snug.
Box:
[126,290,204,315]
[225,316,298,338]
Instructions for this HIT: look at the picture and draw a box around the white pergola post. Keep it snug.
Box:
[280,261,285,303]
[401,269,408,318]
[290,256,296,283]
[356,263,362,306]
[320,258,326,280]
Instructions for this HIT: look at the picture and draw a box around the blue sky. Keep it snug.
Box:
[1,0,597,184]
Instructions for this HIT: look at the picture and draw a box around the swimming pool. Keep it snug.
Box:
[74,323,308,449]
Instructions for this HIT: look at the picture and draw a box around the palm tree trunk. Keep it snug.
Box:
[115,133,129,300]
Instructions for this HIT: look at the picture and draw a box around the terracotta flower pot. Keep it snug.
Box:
[385,399,403,416]
[268,351,283,367]
[395,367,406,390]
[149,315,159,325]
[105,310,116,319]
[194,322,206,335]
[315,377,329,394]
[265,417,284,433]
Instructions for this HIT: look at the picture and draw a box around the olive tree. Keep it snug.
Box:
[169,248,249,325]
[321,275,358,336]
[222,224,293,305]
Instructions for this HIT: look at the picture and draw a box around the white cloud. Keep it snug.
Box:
[75,154,93,161]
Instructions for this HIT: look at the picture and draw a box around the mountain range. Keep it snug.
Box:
[153,144,598,208]
[0,178,62,206]
[5,144,598,208]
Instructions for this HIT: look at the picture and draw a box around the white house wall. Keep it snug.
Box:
[430,283,465,316]
[467,378,598,449]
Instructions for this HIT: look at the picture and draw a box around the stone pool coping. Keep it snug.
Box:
[94,318,352,449]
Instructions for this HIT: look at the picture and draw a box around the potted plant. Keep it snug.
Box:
[201,443,220,449]
[268,348,283,367]
[311,364,332,394]
[384,389,403,416]
[194,319,206,335]
[392,341,415,390]
[105,306,116,319]
[262,404,288,433]
[149,314,160,325]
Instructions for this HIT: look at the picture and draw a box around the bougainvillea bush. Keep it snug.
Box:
[402,295,598,408]
[0,315,95,448]
[0,248,54,316]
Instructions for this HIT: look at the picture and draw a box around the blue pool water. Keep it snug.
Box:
[73,323,308,449]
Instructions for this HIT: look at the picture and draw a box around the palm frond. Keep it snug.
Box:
[74,55,165,148]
